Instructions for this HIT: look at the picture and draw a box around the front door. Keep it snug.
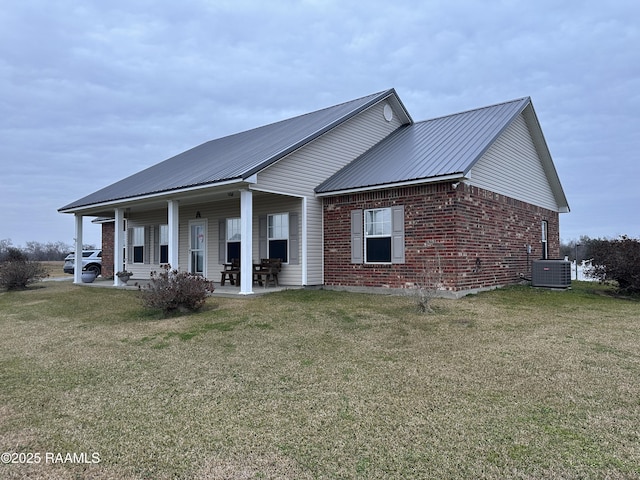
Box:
[189,220,206,276]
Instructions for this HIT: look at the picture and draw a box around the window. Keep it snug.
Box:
[159,225,169,264]
[226,218,241,262]
[132,227,144,263]
[268,213,288,262]
[351,206,404,264]
[365,208,392,263]
[541,220,549,260]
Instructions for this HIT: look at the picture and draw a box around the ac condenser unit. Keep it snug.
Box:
[531,260,572,288]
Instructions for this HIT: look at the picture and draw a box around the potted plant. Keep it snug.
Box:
[116,270,133,284]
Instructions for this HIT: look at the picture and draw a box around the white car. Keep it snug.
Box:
[63,249,102,276]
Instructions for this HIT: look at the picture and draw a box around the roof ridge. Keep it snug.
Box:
[415,97,530,124]
[211,89,395,141]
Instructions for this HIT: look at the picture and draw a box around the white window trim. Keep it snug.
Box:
[364,208,392,264]
[159,224,169,265]
[267,212,289,263]
[226,217,241,263]
[132,226,145,264]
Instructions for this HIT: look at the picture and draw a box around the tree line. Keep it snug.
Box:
[560,235,594,262]
[0,239,96,262]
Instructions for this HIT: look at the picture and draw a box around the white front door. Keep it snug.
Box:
[189,220,207,276]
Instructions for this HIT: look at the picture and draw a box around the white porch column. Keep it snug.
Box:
[73,214,83,284]
[113,208,125,286]
[302,196,308,286]
[239,189,253,294]
[168,200,180,269]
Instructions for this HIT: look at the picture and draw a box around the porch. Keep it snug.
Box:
[67,185,318,296]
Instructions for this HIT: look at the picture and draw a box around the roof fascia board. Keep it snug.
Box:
[315,173,466,197]
[384,89,413,124]
[249,185,306,198]
[59,178,248,214]
[521,103,570,212]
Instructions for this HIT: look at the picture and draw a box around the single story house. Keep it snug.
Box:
[59,88,569,295]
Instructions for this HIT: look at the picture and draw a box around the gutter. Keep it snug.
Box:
[315,174,466,197]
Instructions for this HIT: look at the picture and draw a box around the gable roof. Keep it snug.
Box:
[316,97,532,194]
[316,96,569,212]
[59,89,410,212]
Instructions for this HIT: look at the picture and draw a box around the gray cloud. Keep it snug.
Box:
[1,0,639,245]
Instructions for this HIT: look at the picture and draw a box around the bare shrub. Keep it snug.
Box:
[412,253,444,313]
[0,248,48,290]
[138,265,215,315]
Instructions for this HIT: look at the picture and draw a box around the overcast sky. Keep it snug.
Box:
[1,0,638,248]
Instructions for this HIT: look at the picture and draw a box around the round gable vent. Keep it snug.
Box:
[383,104,393,122]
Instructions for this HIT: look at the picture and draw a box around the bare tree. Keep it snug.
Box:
[412,250,444,314]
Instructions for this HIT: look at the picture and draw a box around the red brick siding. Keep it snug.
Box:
[323,183,560,292]
[101,222,114,278]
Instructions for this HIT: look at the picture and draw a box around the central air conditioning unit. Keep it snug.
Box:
[531,260,572,288]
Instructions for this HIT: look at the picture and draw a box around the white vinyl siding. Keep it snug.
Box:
[468,113,559,211]
[256,101,405,285]
[120,100,404,286]
[256,101,403,196]
[178,201,239,281]
[176,195,303,285]
[125,209,168,278]
[253,194,301,286]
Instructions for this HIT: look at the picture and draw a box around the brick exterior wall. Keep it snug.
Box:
[101,221,115,278]
[323,182,560,292]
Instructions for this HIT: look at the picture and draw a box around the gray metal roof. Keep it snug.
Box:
[316,97,531,194]
[59,89,402,212]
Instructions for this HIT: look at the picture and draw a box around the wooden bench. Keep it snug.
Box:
[253,258,282,287]
[220,258,240,286]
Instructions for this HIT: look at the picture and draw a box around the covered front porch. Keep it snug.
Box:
[69,183,314,295]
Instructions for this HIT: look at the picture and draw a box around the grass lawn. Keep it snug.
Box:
[39,261,66,278]
[0,281,639,479]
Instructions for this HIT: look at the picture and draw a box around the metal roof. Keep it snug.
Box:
[316,97,531,194]
[59,89,404,212]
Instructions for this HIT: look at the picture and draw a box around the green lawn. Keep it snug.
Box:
[0,281,639,479]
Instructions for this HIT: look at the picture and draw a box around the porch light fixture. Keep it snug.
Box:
[195,211,201,218]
